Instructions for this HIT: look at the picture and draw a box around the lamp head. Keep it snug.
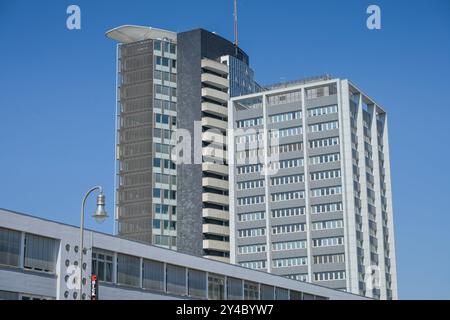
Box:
[92,193,108,224]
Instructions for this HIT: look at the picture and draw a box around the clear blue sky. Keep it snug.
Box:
[0,0,449,299]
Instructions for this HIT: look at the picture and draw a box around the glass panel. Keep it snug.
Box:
[92,248,114,282]
[208,274,225,300]
[302,293,315,300]
[117,254,140,287]
[289,290,303,300]
[188,269,206,299]
[142,259,164,292]
[0,227,21,267]
[0,290,19,300]
[260,284,274,300]
[226,277,242,300]
[166,264,186,296]
[244,281,259,300]
[275,287,289,300]
[24,234,58,273]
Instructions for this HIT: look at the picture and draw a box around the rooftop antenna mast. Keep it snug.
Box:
[234,0,238,55]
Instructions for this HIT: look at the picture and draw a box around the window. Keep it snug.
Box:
[92,248,113,282]
[208,274,225,300]
[286,274,309,282]
[260,285,274,299]
[269,111,301,123]
[271,207,305,218]
[24,234,58,273]
[267,90,301,105]
[313,237,344,248]
[117,253,140,287]
[270,158,304,170]
[240,260,266,270]
[237,164,263,175]
[272,240,307,251]
[309,153,340,165]
[308,121,339,133]
[142,259,164,292]
[311,202,342,214]
[271,126,303,138]
[244,281,259,300]
[188,269,206,299]
[289,291,303,300]
[238,244,266,255]
[272,257,307,268]
[270,142,303,154]
[227,277,243,300]
[308,105,338,117]
[154,40,161,51]
[0,227,21,267]
[238,211,265,222]
[272,223,305,235]
[314,271,346,281]
[312,219,343,231]
[166,264,186,295]
[271,190,304,202]
[236,117,263,128]
[237,195,265,206]
[311,186,342,197]
[310,169,341,181]
[271,174,303,186]
[313,254,345,265]
[238,228,266,238]
[309,137,339,149]
[237,179,264,190]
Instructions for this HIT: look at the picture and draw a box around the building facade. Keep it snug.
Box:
[0,208,366,300]
[107,26,259,262]
[228,78,398,300]
[107,26,178,248]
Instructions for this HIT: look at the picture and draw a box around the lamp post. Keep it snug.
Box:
[79,186,108,300]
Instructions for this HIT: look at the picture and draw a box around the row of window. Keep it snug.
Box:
[153,40,176,54]
[154,98,176,112]
[155,113,176,126]
[271,142,303,154]
[236,117,263,128]
[271,174,304,186]
[240,260,266,270]
[309,121,339,133]
[271,206,305,218]
[270,158,304,170]
[153,71,176,84]
[153,158,176,170]
[307,105,338,117]
[309,136,339,149]
[237,195,265,206]
[311,202,343,214]
[236,164,262,175]
[310,169,341,181]
[0,227,58,273]
[309,153,340,165]
[271,190,305,202]
[153,188,176,200]
[272,240,307,251]
[237,211,265,222]
[155,56,176,69]
[313,253,345,265]
[314,271,346,281]
[92,248,324,300]
[271,126,303,138]
[311,219,343,231]
[270,111,301,123]
[238,228,266,238]
[310,186,342,197]
[238,244,266,255]
[312,236,344,247]
[272,223,305,235]
[273,257,307,268]
[237,179,265,190]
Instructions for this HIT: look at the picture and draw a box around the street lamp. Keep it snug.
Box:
[79,186,108,300]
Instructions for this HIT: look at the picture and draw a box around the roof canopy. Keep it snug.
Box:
[105,25,176,43]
